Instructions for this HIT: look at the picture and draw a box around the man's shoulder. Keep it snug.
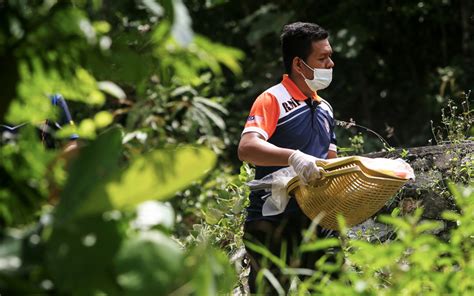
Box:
[257,83,291,102]
[318,96,334,116]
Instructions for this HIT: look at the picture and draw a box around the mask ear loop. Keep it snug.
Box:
[299,58,319,131]
[297,58,311,80]
[300,59,313,70]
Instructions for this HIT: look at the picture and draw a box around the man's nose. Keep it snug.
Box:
[326,58,334,69]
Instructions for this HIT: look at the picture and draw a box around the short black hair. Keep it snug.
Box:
[280,22,329,74]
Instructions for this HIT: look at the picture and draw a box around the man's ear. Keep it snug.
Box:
[292,57,302,74]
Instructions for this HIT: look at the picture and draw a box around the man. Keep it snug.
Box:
[238,22,338,293]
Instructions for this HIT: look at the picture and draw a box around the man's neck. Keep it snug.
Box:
[289,72,315,99]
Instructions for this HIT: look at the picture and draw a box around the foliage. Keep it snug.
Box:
[431,91,473,145]
[0,1,242,295]
[175,163,253,252]
[1,0,474,295]
[0,128,235,295]
[248,183,474,295]
[337,132,366,156]
[0,126,55,226]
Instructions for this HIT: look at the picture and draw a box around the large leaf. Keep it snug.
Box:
[54,127,123,224]
[184,243,237,295]
[105,146,216,210]
[115,231,184,295]
[75,145,216,218]
[56,126,215,220]
[46,215,122,295]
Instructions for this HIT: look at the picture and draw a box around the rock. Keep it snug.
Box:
[357,141,474,239]
[348,218,394,242]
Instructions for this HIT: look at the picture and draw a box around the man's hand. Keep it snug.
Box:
[288,150,321,183]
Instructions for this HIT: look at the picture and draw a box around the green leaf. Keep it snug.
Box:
[194,35,244,76]
[261,269,285,295]
[152,21,171,43]
[244,240,286,269]
[115,231,183,295]
[203,207,224,225]
[46,215,122,295]
[391,207,401,217]
[105,146,216,210]
[56,132,214,220]
[54,127,123,223]
[193,101,226,130]
[300,238,340,253]
[94,111,114,128]
[184,243,236,295]
[378,215,411,230]
[442,210,461,221]
[194,96,228,115]
[415,221,444,234]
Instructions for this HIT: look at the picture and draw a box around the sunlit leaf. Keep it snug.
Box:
[194,35,244,76]
[300,238,340,253]
[94,111,114,128]
[141,0,164,17]
[194,97,228,115]
[415,221,444,234]
[106,146,216,209]
[378,215,411,230]
[98,81,126,100]
[244,240,286,269]
[193,101,225,130]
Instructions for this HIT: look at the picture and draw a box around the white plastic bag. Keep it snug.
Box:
[246,167,296,216]
[362,157,415,180]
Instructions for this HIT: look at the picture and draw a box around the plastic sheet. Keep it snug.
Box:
[246,167,296,216]
[360,157,415,180]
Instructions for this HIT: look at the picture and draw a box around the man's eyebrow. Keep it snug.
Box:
[318,50,333,56]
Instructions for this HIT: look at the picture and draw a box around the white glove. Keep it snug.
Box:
[288,150,321,183]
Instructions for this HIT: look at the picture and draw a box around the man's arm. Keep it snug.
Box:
[327,150,337,159]
[238,132,294,166]
[238,132,337,165]
[239,132,335,182]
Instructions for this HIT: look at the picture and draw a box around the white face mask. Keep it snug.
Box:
[300,59,332,91]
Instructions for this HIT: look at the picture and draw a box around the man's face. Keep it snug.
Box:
[300,38,334,79]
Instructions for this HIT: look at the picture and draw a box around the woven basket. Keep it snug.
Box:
[287,156,409,230]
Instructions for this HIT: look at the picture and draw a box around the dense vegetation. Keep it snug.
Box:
[0,0,472,295]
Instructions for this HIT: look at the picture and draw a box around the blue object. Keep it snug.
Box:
[50,94,79,140]
[1,94,79,141]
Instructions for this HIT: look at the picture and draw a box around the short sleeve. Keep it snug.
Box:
[329,118,337,152]
[242,92,280,140]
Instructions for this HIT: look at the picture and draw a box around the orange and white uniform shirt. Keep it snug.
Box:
[242,75,337,220]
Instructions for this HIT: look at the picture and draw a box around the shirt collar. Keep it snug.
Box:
[281,74,320,102]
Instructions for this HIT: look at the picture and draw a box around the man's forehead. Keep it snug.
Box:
[311,39,332,54]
